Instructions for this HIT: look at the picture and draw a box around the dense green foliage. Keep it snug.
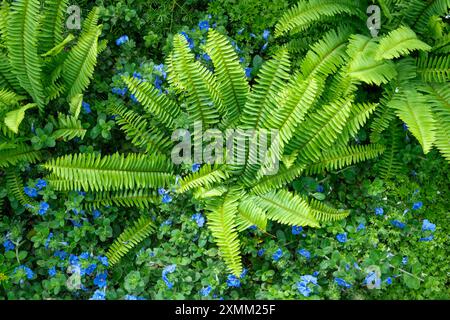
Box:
[0,0,448,300]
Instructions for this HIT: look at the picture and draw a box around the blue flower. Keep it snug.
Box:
[79,252,90,260]
[262,29,270,41]
[402,256,408,265]
[158,188,167,196]
[261,42,268,51]
[297,249,311,260]
[316,185,324,193]
[390,220,406,229]
[312,271,319,277]
[422,219,436,232]
[226,275,240,288]
[191,213,205,227]
[356,223,365,231]
[24,187,38,198]
[375,207,384,216]
[162,264,176,289]
[297,281,312,297]
[97,256,109,267]
[419,235,434,242]
[132,72,142,80]
[198,20,209,31]
[180,32,194,49]
[162,219,172,227]
[336,233,347,243]
[412,201,423,210]
[248,225,257,231]
[154,64,167,79]
[44,232,53,249]
[38,202,50,215]
[130,94,139,103]
[15,265,34,279]
[48,267,57,277]
[3,239,15,251]
[192,163,201,172]
[124,295,146,300]
[162,194,172,204]
[116,35,129,46]
[301,275,318,285]
[257,249,265,257]
[385,277,393,285]
[402,123,408,131]
[334,277,352,288]
[200,285,212,297]
[245,67,252,78]
[112,87,128,96]
[94,272,108,288]
[92,210,101,219]
[84,263,97,276]
[90,290,106,300]
[35,179,47,190]
[69,254,80,266]
[292,226,303,235]
[272,248,283,262]
[154,75,163,90]
[82,101,91,114]
[54,250,68,260]
[240,268,248,278]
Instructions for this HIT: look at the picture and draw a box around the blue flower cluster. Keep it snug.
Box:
[158,188,173,204]
[162,264,177,289]
[297,274,318,297]
[3,239,15,252]
[191,213,205,227]
[116,35,129,46]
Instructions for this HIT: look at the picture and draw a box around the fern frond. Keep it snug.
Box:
[178,164,229,193]
[51,113,87,141]
[336,102,379,145]
[5,170,38,209]
[304,144,386,175]
[378,123,403,179]
[7,0,45,109]
[256,190,319,227]
[417,54,450,83]
[235,198,267,232]
[42,153,174,192]
[4,103,36,134]
[205,29,249,126]
[108,104,171,157]
[275,0,364,37]
[250,164,305,195]
[304,197,350,222]
[123,76,182,129]
[85,190,159,210]
[376,26,431,60]
[0,144,42,168]
[106,216,156,267]
[206,190,242,276]
[39,0,69,54]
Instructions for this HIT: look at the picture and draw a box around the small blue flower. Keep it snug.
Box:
[162,264,176,289]
[375,207,384,216]
[356,223,365,231]
[24,187,38,198]
[97,256,109,267]
[180,32,194,49]
[422,219,436,232]
[200,285,212,297]
[192,163,201,172]
[292,226,303,235]
[158,188,167,195]
[297,281,312,297]
[54,250,68,260]
[412,201,423,210]
[44,232,53,249]
[79,252,90,260]
[248,225,257,231]
[92,210,101,219]
[226,275,240,288]
[84,263,97,276]
[35,179,47,190]
[116,35,129,46]
[94,272,108,288]
[316,185,324,193]
[162,219,172,227]
[390,220,406,229]
[38,202,50,215]
[336,233,347,243]
[112,87,128,96]
[419,235,434,242]
[162,194,172,204]
[3,239,15,252]
[132,72,142,80]
[191,213,205,227]
[402,123,408,131]
[257,249,265,257]
[262,29,270,41]
[245,67,252,78]
[297,249,311,260]
[301,275,318,285]
[154,64,167,79]
[312,271,319,277]
[198,20,209,31]
[335,277,352,288]
[15,265,34,280]
[154,75,163,90]
[272,248,283,262]
[90,290,106,300]
[48,267,57,277]
[82,101,91,114]
[402,256,408,265]
[385,277,393,285]
[261,42,268,51]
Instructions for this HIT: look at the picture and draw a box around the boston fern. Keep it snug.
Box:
[43,29,387,275]
[0,0,103,212]
[276,0,450,166]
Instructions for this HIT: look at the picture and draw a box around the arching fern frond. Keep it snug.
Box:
[5,170,38,209]
[85,190,159,210]
[235,198,267,232]
[0,144,42,168]
[39,0,69,54]
[50,113,87,141]
[378,123,403,179]
[250,164,305,196]
[106,216,156,267]
[42,153,174,192]
[178,164,229,193]
[416,54,450,83]
[304,197,350,222]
